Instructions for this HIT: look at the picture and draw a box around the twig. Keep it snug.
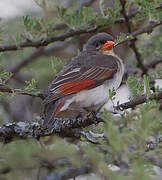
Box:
[0,3,160,53]
[78,0,95,11]
[146,58,162,69]
[0,28,99,52]
[0,167,11,175]
[116,91,162,110]
[124,57,162,77]
[120,0,131,33]
[46,165,91,180]
[0,84,44,99]
[5,47,45,83]
[115,20,162,47]
[119,0,147,74]
[130,42,147,74]
[131,20,162,37]
[6,21,162,83]
[130,20,162,74]
[52,0,95,31]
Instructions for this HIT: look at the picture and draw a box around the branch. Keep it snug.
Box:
[1,4,159,53]
[119,1,162,36]
[120,0,131,33]
[146,58,162,69]
[124,57,162,77]
[131,20,162,37]
[130,20,162,74]
[46,165,91,180]
[78,0,95,11]
[130,42,147,74]
[117,20,162,74]
[7,21,162,83]
[53,0,95,31]
[5,47,45,83]
[116,91,162,110]
[0,91,161,143]
[0,28,99,52]
[114,20,162,47]
[0,84,44,99]
[119,0,147,74]
[0,114,103,143]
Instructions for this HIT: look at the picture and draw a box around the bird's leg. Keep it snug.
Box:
[87,111,104,124]
[89,111,98,124]
[75,109,96,125]
[81,108,99,123]
[75,107,91,121]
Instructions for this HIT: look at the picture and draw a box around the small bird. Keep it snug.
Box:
[43,33,124,127]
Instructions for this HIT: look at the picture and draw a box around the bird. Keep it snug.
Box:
[42,32,124,127]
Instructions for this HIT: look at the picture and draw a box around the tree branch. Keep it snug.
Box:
[0,4,160,53]
[130,42,147,74]
[5,20,162,83]
[46,165,91,180]
[5,47,45,83]
[131,20,162,37]
[0,114,103,143]
[119,0,147,74]
[0,28,99,52]
[146,58,162,69]
[0,91,161,143]
[120,0,131,33]
[114,20,162,47]
[116,91,162,110]
[0,84,44,99]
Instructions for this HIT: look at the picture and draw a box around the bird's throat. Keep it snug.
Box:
[102,49,115,56]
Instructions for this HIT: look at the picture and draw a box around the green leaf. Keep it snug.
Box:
[127,76,144,98]
[109,88,116,100]
[115,33,134,46]
[24,78,40,95]
[144,75,151,96]
[0,70,12,84]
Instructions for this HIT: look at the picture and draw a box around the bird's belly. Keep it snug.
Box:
[73,67,124,108]
[74,84,109,108]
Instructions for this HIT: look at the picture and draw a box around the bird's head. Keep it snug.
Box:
[85,33,115,55]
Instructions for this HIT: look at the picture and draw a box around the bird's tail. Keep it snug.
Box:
[42,100,60,129]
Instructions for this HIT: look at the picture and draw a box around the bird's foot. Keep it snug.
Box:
[88,111,104,124]
[75,111,104,127]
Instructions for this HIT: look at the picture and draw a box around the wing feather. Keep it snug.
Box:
[43,53,119,105]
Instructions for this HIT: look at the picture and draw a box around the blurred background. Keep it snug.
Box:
[0,1,161,180]
[0,0,40,20]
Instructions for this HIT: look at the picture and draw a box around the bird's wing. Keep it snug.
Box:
[43,54,118,105]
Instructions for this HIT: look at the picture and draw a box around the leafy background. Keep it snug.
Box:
[0,0,162,179]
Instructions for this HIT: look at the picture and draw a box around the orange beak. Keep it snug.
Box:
[102,41,115,51]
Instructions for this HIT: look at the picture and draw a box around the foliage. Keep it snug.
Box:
[23,78,40,95]
[135,0,162,20]
[0,70,12,84]
[0,0,161,180]
[127,76,144,98]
